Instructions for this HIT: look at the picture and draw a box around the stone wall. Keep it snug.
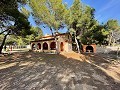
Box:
[30,34,72,53]
[82,45,120,54]
[96,46,120,53]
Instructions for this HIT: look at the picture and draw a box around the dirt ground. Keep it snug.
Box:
[0,51,120,90]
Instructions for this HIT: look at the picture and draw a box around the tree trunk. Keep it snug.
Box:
[75,36,80,53]
[108,31,113,46]
[55,35,59,54]
[50,27,54,36]
[112,38,116,46]
[49,27,59,54]
[0,31,10,54]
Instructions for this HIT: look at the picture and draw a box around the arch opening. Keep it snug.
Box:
[32,43,35,50]
[50,42,56,50]
[86,46,93,52]
[60,42,64,51]
[43,42,48,50]
[37,43,41,49]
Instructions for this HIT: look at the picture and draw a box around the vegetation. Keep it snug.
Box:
[23,26,43,45]
[3,27,43,46]
[0,0,120,54]
[64,0,97,53]
[29,0,67,53]
[105,19,120,46]
[0,0,32,53]
[66,0,120,50]
[28,0,120,53]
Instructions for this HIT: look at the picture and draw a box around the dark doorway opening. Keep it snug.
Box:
[86,46,93,52]
[43,42,48,50]
[60,42,64,51]
[50,42,56,50]
[32,43,35,50]
[37,43,41,49]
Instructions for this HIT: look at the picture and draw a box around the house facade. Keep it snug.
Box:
[30,33,72,53]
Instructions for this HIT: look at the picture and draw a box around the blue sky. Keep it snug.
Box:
[28,0,120,35]
[81,0,120,23]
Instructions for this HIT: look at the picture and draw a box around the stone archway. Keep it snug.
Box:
[43,42,48,50]
[86,46,93,52]
[50,42,56,50]
[32,43,35,50]
[37,43,41,49]
[60,42,64,51]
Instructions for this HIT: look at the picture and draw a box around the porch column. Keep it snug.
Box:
[48,41,50,51]
[35,43,37,50]
[41,42,43,51]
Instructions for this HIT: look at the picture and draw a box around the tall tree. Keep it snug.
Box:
[64,0,82,53]
[0,0,31,53]
[29,0,66,53]
[65,0,96,53]
[81,24,109,45]
[4,27,43,45]
[105,19,120,46]
[30,27,43,40]
[25,27,43,44]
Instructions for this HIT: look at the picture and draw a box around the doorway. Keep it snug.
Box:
[86,46,93,52]
[60,42,64,51]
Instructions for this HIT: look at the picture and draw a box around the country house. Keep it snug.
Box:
[30,33,73,53]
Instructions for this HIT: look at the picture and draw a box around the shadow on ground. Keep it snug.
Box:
[0,51,120,90]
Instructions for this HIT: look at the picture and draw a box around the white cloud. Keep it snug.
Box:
[97,0,120,14]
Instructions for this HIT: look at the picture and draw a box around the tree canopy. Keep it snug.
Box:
[29,0,66,34]
[29,0,67,53]
[64,0,97,53]
[0,0,31,36]
[105,19,120,46]
[0,0,32,53]
[1,0,118,53]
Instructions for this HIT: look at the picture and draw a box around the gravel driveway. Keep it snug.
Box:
[0,52,120,90]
